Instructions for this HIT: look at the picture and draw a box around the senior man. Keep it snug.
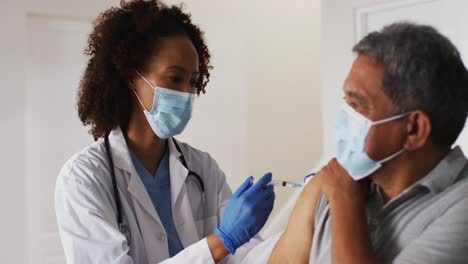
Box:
[245,22,468,264]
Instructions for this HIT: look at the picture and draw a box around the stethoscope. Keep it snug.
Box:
[104,133,207,243]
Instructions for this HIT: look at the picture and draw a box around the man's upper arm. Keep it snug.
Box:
[393,197,468,264]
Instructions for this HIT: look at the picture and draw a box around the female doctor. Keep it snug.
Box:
[54,1,275,263]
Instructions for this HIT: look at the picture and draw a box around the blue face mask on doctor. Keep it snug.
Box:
[134,71,194,139]
[333,103,409,180]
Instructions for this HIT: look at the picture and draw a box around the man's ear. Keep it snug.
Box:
[404,111,432,151]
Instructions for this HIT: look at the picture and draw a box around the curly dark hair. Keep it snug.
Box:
[77,0,212,140]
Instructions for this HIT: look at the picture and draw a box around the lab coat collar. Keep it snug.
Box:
[168,137,200,246]
[108,127,134,174]
[108,128,162,225]
[168,137,190,207]
[167,136,183,160]
[108,128,195,243]
[108,128,184,175]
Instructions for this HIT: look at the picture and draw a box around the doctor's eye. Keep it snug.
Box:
[168,76,183,83]
[190,79,198,89]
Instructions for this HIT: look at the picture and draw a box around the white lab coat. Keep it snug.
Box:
[55,128,261,264]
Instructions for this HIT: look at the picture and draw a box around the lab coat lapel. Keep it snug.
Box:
[168,138,188,205]
[168,138,200,246]
[109,128,163,227]
[127,172,164,226]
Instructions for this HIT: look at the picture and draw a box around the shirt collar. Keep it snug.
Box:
[414,146,467,194]
[370,146,467,204]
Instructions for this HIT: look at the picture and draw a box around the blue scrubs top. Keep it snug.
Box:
[129,148,184,257]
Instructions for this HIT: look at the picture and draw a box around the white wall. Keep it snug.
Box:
[0,3,28,263]
[26,15,96,263]
[0,1,119,263]
[178,0,322,225]
[245,0,322,228]
[175,0,251,190]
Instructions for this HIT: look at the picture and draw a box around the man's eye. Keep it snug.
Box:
[344,97,358,109]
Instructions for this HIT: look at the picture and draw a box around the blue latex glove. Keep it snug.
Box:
[214,172,275,254]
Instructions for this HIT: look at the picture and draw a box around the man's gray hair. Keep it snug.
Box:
[354,22,468,147]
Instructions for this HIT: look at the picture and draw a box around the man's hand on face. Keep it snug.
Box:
[316,158,370,204]
[316,159,378,264]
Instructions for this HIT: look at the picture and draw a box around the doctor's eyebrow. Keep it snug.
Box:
[166,65,199,75]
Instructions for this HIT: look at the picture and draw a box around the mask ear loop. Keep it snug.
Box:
[134,71,155,112]
[372,112,411,125]
[375,112,412,164]
[136,71,156,89]
[132,89,148,112]
[370,112,412,164]
[378,148,405,163]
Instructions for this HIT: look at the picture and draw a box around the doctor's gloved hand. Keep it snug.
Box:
[214,172,275,254]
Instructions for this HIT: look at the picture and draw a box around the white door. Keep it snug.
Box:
[322,0,468,156]
[26,15,92,263]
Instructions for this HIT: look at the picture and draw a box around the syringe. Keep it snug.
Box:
[269,180,303,188]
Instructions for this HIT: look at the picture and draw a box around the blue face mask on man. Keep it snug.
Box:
[333,103,409,180]
[134,71,194,139]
